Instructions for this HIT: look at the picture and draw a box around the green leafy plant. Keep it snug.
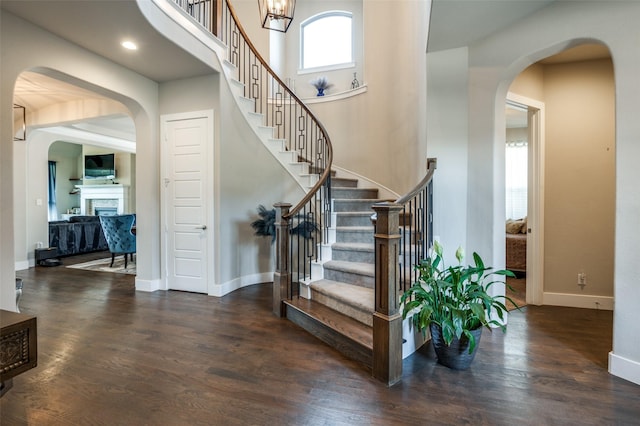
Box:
[400,241,518,354]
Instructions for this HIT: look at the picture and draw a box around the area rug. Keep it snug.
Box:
[66,257,136,275]
[506,277,527,311]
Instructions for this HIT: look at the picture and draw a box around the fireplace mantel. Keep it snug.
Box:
[78,185,129,215]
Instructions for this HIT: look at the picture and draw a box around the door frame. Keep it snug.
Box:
[160,110,215,294]
[506,92,545,305]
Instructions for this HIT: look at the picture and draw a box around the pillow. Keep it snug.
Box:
[520,217,528,234]
[506,219,523,234]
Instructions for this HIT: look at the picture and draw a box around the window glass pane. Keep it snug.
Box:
[505,141,528,220]
[302,14,352,69]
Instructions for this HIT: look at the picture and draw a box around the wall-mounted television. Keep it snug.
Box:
[84,153,116,179]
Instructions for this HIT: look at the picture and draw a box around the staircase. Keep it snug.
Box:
[286,176,381,368]
[174,0,435,385]
[222,47,384,368]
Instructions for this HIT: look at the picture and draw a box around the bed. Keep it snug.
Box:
[505,218,527,273]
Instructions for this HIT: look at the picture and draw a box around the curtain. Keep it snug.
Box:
[48,161,58,221]
[505,141,528,220]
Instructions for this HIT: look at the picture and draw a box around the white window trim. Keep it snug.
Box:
[297,62,356,75]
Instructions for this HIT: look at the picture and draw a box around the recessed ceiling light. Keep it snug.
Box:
[121,40,138,50]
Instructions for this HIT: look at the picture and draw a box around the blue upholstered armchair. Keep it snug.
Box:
[99,214,136,268]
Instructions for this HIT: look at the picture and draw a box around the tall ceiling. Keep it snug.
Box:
[5,0,611,145]
[428,0,557,52]
[1,0,212,83]
[3,0,213,147]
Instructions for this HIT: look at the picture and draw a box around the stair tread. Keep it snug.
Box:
[324,260,374,276]
[336,211,374,216]
[310,279,374,310]
[285,297,373,350]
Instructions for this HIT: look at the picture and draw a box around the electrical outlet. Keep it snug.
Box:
[578,273,587,289]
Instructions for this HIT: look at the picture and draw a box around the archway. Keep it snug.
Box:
[13,70,137,272]
[499,42,615,311]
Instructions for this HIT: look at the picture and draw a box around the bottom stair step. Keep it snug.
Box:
[284,297,373,368]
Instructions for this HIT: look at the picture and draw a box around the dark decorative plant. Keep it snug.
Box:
[309,76,333,96]
[400,241,517,354]
[251,205,319,243]
[251,205,277,242]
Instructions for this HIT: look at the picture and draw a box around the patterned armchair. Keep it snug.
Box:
[99,214,136,268]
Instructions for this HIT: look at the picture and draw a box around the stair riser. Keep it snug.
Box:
[323,268,374,288]
[332,247,375,263]
[284,303,373,367]
[331,178,358,188]
[336,214,374,227]
[311,289,373,327]
[333,200,376,213]
[332,188,379,199]
[331,247,376,265]
[337,229,374,244]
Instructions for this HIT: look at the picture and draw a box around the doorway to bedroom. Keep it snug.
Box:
[505,101,529,310]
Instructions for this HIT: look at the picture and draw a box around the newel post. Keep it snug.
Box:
[371,202,404,386]
[273,203,292,317]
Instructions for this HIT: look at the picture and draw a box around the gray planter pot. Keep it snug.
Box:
[429,323,482,370]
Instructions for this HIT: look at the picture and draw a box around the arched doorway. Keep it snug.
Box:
[13,70,137,273]
[502,43,615,310]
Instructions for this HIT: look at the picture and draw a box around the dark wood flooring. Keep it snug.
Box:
[3,252,640,425]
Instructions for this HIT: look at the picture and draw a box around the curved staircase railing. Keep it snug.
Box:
[172,0,333,315]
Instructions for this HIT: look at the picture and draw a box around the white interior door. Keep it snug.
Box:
[507,93,545,306]
[162,111,213,294]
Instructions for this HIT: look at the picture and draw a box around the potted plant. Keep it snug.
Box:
[309,76,333,96]
[251,204,319,243]
[400,241,517,370]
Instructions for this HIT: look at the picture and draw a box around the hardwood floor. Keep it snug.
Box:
[3,255,640,425]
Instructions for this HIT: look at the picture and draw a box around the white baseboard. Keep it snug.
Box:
[402,318,428,359]
[543,292,613,310]
[609,351,640,386]
[210,272,273,297]
[135,277,162,292]
[15,260,30,271]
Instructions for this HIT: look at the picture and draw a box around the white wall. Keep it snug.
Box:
[426,47,469,260]
[158,74,305,294]
[239,0,430,195]
[428,0,640,385]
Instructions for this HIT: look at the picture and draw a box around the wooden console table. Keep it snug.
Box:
[1,310,37,397]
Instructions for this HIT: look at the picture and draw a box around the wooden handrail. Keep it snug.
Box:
[395,157,437,205]
[224,1,333,220]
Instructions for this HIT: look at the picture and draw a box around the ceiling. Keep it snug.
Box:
[1,0,212,83]
[6,0,612,145]
[3,0,216,148]
[428,0,557,52]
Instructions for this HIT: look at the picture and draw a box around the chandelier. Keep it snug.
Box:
[258,0,296,33]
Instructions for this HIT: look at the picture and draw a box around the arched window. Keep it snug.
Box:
[301,11,353,70]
